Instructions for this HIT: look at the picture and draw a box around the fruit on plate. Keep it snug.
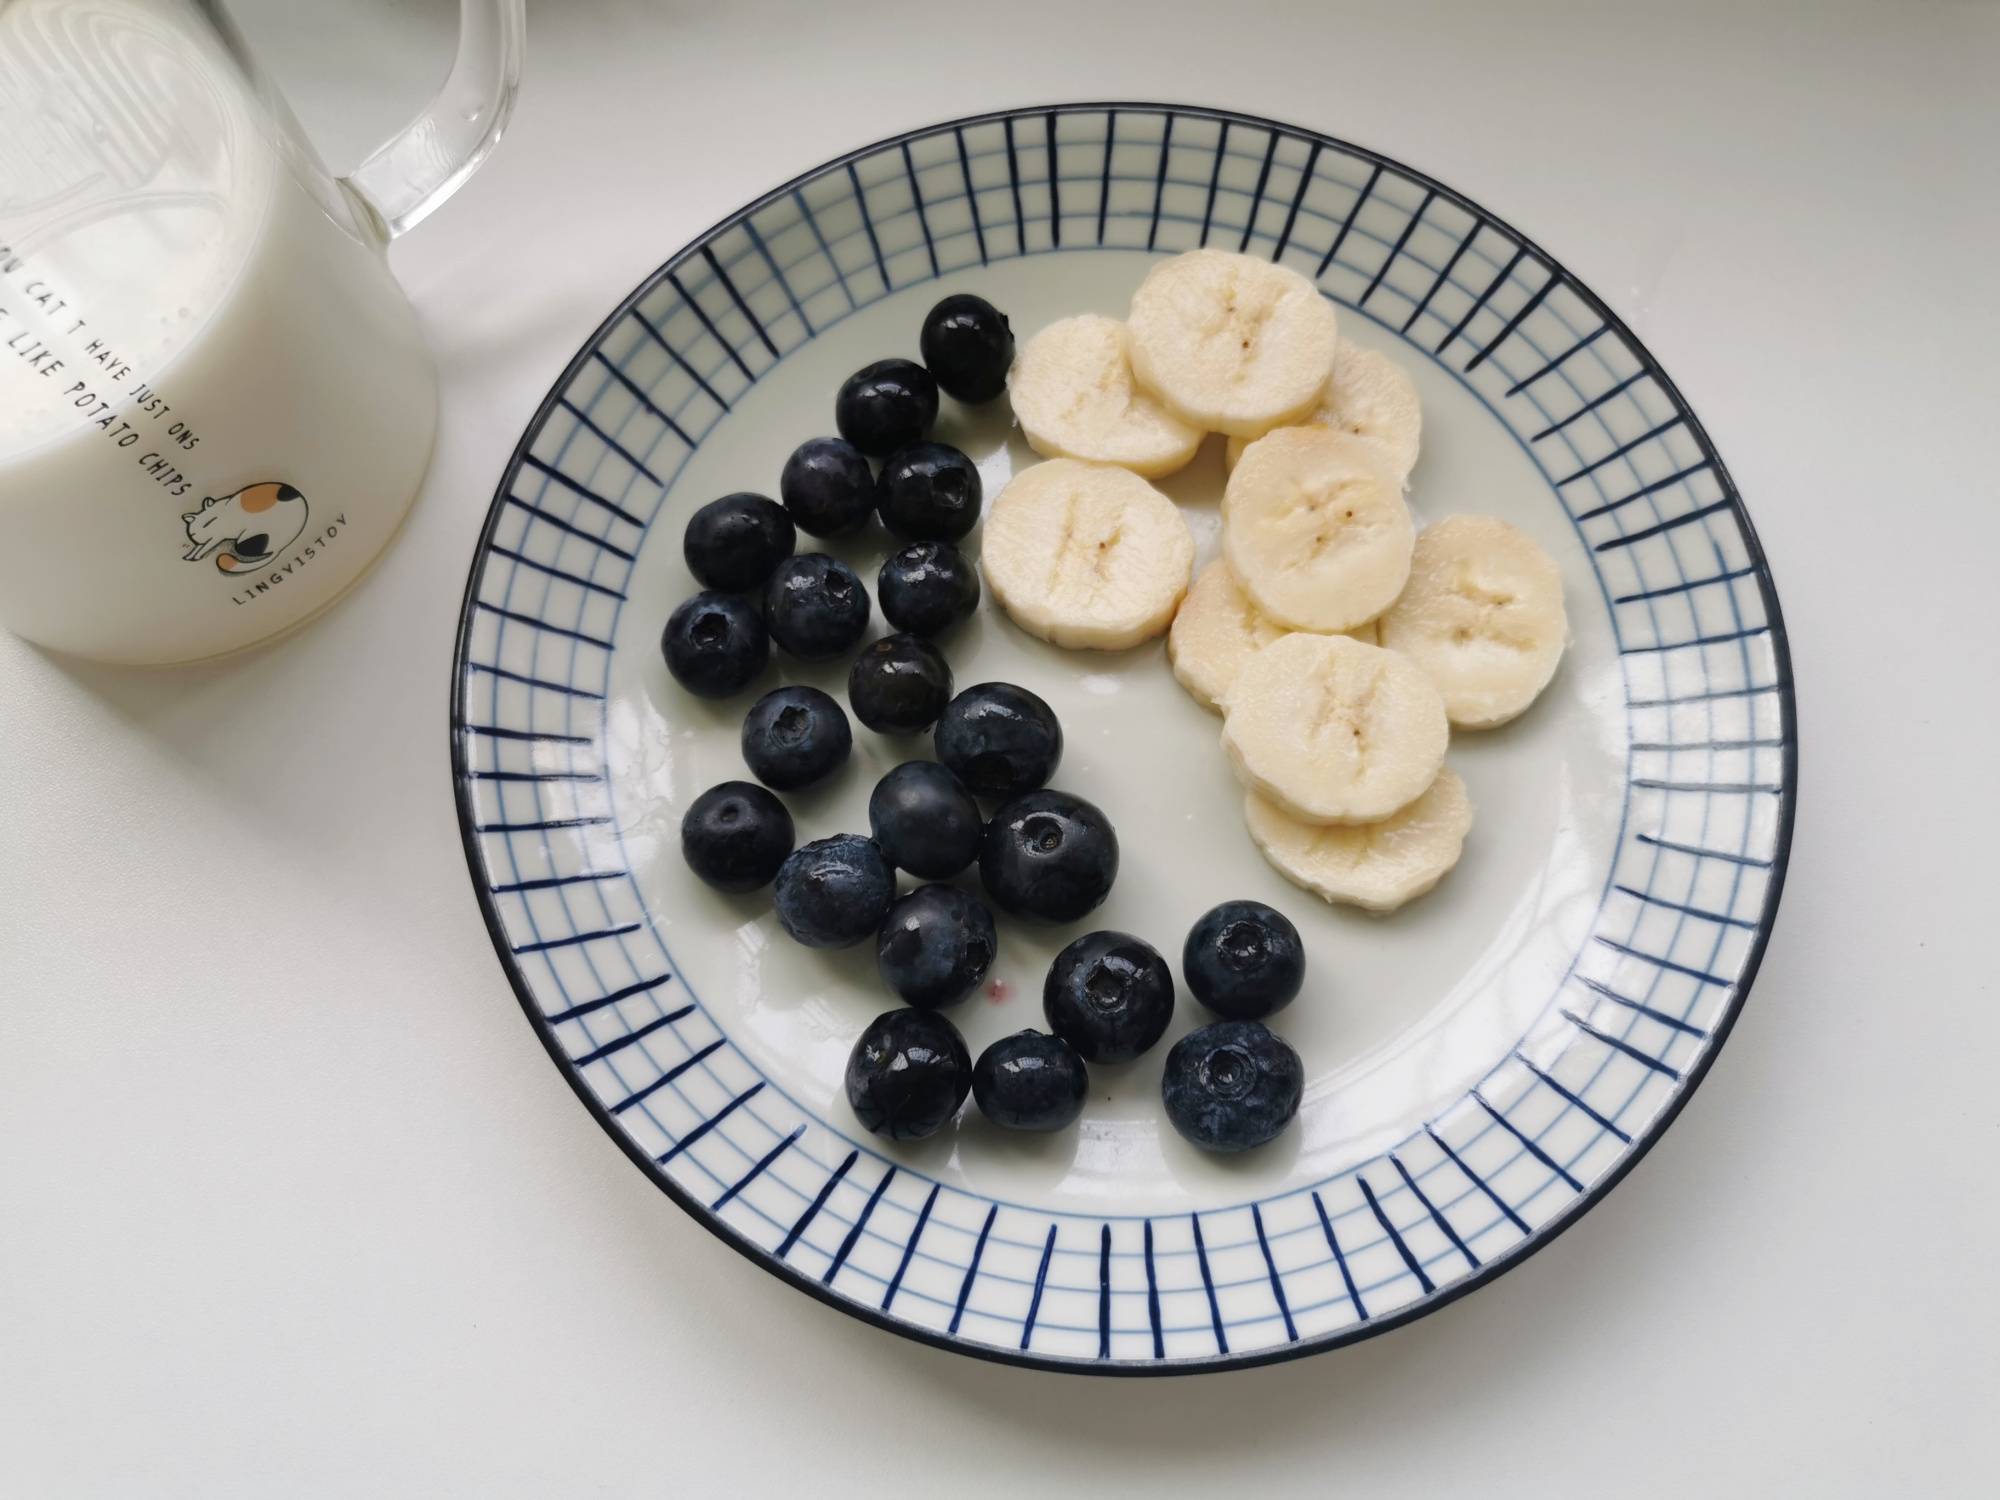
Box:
[867,761,983,879]
[683,491,796,590]
[972,1030,1089,1132]
[876,884,997,1009]
[920,293,1014,403]
[845,1008,972,1141]
[1222,425,1413,633]
[1243,766,1474,913]
[1006,314,1203,478]
[661,590,769,699]
[933,681,1063,799]
[773,833,896,948]
[740,684,852,790]
[1376,515,1568,728]
[780,437,876,538]
[979,789,1117,923]
[1125,248,1338,436]
[875,441,983,542]
[1182,900,1305,1020]
[1042,930,1175,1063]
[763,552,871,660]
[1221,633,1448,825]
[680,781,795,894]
[981,458,1193,650]
[878,539,980,638]
[835,358,938,457]
[1223,340,1423,487]
[847,632,953,734]
[1161,1020,1304,1152]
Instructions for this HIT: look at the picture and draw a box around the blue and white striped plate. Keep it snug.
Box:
[451,105,1795,1374]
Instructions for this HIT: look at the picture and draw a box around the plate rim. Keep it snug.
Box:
[449,100,1798,1376]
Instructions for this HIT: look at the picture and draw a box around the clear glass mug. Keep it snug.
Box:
[0,0,523,664]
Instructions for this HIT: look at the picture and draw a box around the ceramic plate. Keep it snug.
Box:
[450,105,1795,1374]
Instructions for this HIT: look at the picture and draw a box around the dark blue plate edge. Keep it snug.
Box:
[447,100,1798,1377]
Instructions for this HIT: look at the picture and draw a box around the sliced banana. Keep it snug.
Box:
[1007,314,1204,479]
[1377,515,1567,728]
[1126,249,1338,437]
[1168,561,1289,711]
[1167,562,1380,711]
[982,458,1194,650]
[1222,426,1414,633]
[1244,768,1473,912]
[1221,633,1449,824]
[1223,341,1423,486]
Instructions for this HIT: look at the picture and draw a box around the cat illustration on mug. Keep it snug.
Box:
[181,482,309,574]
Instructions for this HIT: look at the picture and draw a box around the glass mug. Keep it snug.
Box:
[0,0,523,663]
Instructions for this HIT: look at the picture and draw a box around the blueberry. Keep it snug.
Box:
[980,789,1118,923]
[867,761,983,878]
[919,294,1014,404]
[876,884,996,1009]
[875,442,982,541]
[878,540,980,638]
[773,833,896,948]
[933,682,1062,798]
[680,780,793,893]
[848,633,953,734]
[845,1008,972,1141]
[682,492,794,590]
[661,590,768,698]
[1042,930,1174,1063]
[1161,1021,1304,1152]
[740,684,851,790]
[780,437,875,538]
[1182,900,1306,1020]
[973,1030,1087,1132]
[835,358,938,457]
[763,553,870,661]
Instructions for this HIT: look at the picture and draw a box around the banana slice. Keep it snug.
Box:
[1167,562,1379,711]
[1168,561,1289,711]
[1224,341,1423,486]
[1007,315,1204,478]
[1222,426,1414,633]
[1221,633,1449,824]
[1126,249,1339,437]
[1377,515,1567,728]
[982,458,1194,650]
[1244,768,1473,912]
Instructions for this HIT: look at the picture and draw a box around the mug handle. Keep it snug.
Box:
[339,0,526,240]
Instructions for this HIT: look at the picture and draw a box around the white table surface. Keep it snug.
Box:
[5,1,1996,1494]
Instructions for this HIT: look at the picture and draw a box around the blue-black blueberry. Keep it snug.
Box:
[845,1007,972,1140]
[1182,900,1306,1020]
[971,1030,1088,1132]
[679,780,793,893]
[773,833,896,948]
[682,491,795,591]
[933,681,1062,798]
[979,788,1117,923]
[1161,1020,1304,1152]
[740,684,851,790]
[1042,929,1174,1063]
[661,590,768,698]
[875,884,996,1009]
[867,760,982,879]
[763,552,870,661]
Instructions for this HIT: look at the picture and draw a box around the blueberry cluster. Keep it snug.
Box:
[665,288,1308,1154]
[660,295,1011,703]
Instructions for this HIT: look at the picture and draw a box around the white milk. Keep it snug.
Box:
[0,0,436,663]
